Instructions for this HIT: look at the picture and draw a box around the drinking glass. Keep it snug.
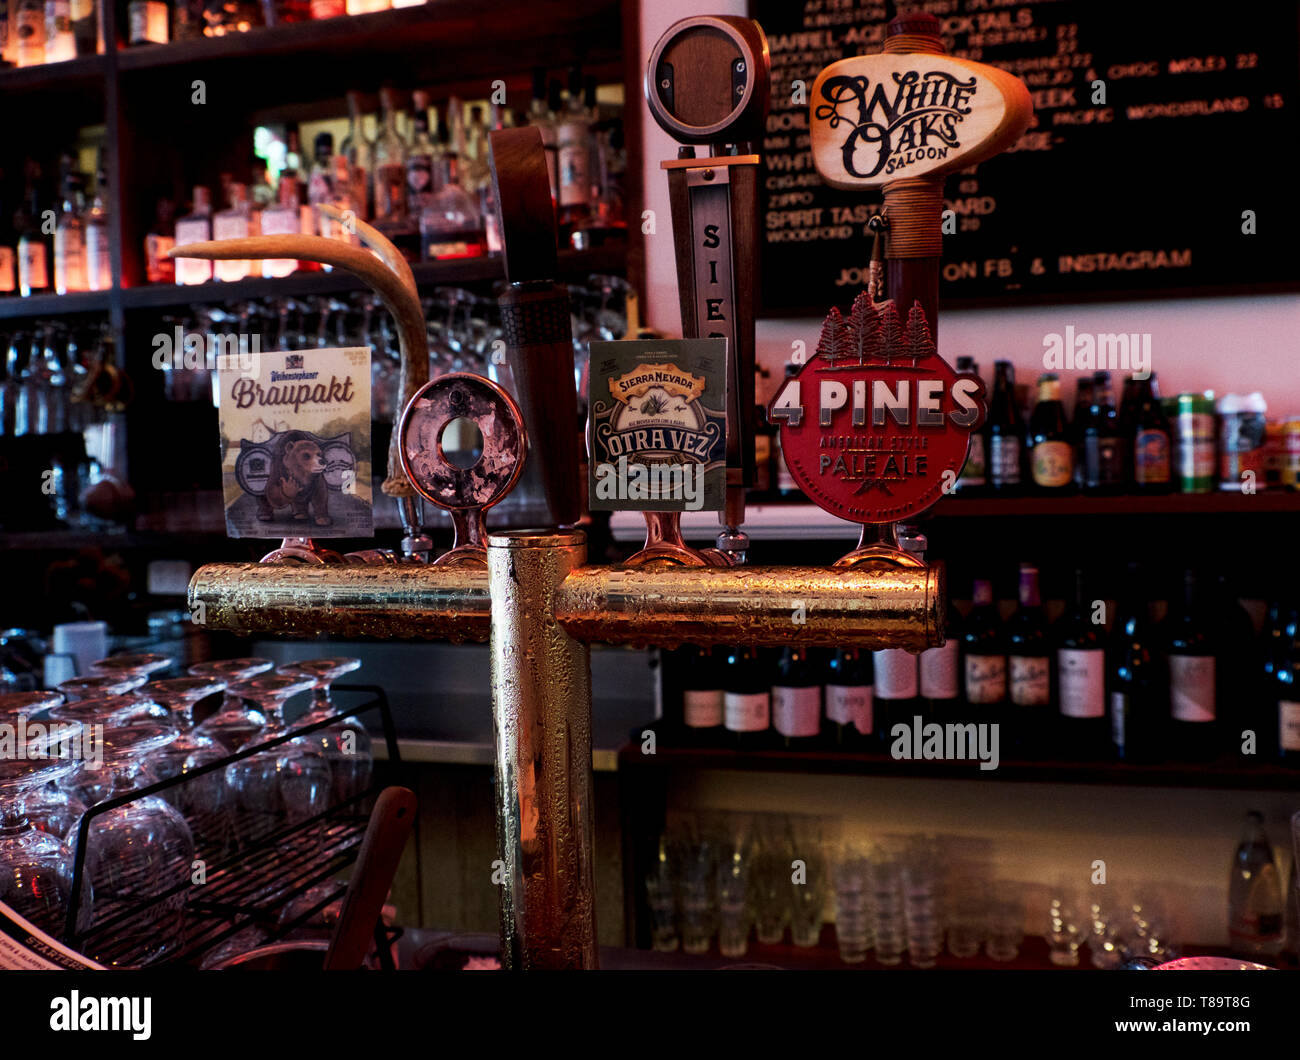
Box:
[90,652,171,682]
[69,721,194,966]
[645,833,679,954]
[48,694,168,808]
[751,817,794,945]
[1120,887,1178,964]
[187,657,274,751]
[0,689,63,717]
[986,885,1024,961]
[789,818,829,948]
[58,675,145,701]
[277,657,372,802]
[223,674,329,831]
[0,721,92,937]
[0,689,86,837]
[869,844,906,965]
[831,847,873,964]
[1047,881,1083,966]
[716,842,752,959]
[678,831,717,955]
[1086,890,1125,969]
[947,875,988,959]
[903,838,943,967]
[143,677,231,822]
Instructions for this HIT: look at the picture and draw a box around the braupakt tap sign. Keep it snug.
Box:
[768,293,985,525]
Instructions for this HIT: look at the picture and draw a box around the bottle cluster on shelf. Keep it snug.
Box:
[958,358,1299,495]
[0,0,100,68]
[654,548,1300,769]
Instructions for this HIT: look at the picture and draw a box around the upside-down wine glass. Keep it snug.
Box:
[48,694,169,807]
[142,676,231,825]
[277,657,373,803]
[57,675,146,701]
[187,658,275,751]
[90,653,172,683]
[0,691,86,839]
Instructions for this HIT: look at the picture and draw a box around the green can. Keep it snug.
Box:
[1176,392,1216,493]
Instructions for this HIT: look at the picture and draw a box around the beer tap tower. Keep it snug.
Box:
[176,13,1029,969]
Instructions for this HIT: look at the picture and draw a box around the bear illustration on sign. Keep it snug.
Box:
[256,430,333,526]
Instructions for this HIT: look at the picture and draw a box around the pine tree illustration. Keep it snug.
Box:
[904,301,936,368]
[847,291,879,366]
[816,307,847,369]
[876,300,903,364]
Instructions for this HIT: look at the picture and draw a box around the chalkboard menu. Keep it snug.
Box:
[750,0,1300,314]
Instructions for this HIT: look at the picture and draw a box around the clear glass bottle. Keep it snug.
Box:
[84,163,110,292]
[306,130,336,236]
[556,65,592,233]
[372,85,408,227]
[15,0,46,66]
[212,182,257,281]
[53,168,88,295]
[145,197,176,284]
[405,90,437,217]
[71,0,95,54]
[259,175,300,278]
[173,186,213,286]
[127,0,168,43]
[418,118,483,261]
[44,0,75,62]
[1228,811,1284,960]
[340,90,373,222]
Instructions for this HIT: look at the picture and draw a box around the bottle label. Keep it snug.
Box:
[0,248,14,294]
[873,649,917,699]
[1057,649,1105,718]
[989,434,1021,485]
[827,684,872,735]
[86,226,110,291]
[920,641,959,699]
[772,686,820,737]
[958,434,986,487]
[1031,440,1073,487]
[964,655,1006,704]
[724,691,769,733]
[1009,656,1050,706]
[406,155,433,200]
[1084,436,1125,485]
[19,241,48,290]
[1279,701,1300,752]
[558,127,591,208]
[54,227,87,293]
[1134,428,1171,484]
[1169,655,1215,722]
[683,688,723,729]
[1110,690,1126,749]
[145,233,175,283]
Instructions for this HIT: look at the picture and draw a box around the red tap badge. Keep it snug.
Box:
[768,292,985,524]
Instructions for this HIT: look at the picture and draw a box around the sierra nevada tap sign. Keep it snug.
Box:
[768,293,984,524]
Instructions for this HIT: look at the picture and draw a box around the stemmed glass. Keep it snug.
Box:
[58,675,145,701]
[277,657,373,802]
[187,658,274,751]
[48,694,168,807]
[0,720,92,937]
[69,720,195,967]
[223,674,330,832]
[142,677,230,822]
[0,691,84,838]
[91,653,171,682]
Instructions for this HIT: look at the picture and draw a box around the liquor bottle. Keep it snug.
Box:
[1069,375,1093,491]
[751,392,776,501]
[15,0,44,65]
[1126,373,1173,493]
[84,162,109,292]
[17,181,50,297]
[825,646,873,749]
[572,116,627,250]
[528,68,559,201]
[1007,562,1051,754]
[418,117,483,261]
[70,0,93,54]
[127,0,167,43]
[771,645,822,749]
[372,86,408,228]
[344,0,388,12]
[173,186,213,285]
[259,175,301,278]
[953,356,986,493]
[145,197,175,284]
[52,167,87,295]
[0,200,15,294]
[341,91,373,222]
[986,360,1023,493]
[461,103,490,197]
[309,0,343,17]
[1082,371,1126,494]
[961,577,1007,719]
[918,534,959,720]
[723,644,770,750]
[1163,568,1218,761]
[44,0,74,62]
[556,66,592,235]
[1055,567,1107,758]
[305,130,336,237]
[212,182,257,281]
[1108,568,1160,763]
[680,644,723,746]
[1273,607,1300,765]
[1029,373,1074,493]
[405,90,436,216]
[1227,811,1285,959]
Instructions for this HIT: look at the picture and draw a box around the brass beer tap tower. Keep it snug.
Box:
[177,13,1029,969]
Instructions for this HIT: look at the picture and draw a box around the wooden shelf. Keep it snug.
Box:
[617,741,1300,791]
[0,54,108,93]
[0,290,113,319]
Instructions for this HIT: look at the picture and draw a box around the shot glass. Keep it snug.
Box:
[986,885,1024,962]
[868,845,906,966]
[831,848,872,964]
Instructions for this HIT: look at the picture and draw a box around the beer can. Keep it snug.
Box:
[1216,392,1267,492]
[1175,393,1215,493]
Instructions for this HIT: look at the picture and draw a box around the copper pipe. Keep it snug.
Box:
[188,562,489,642]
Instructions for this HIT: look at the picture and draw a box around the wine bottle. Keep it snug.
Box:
[921,595,960,722]
[679,644,723,747]
[723,644,771,750]
[1108,568,1161,762]
[986,360,1023,493]
[825,646,873,749]
[1029,373,1074,493]
[771,645,822,749]
[953,355,986,494]
[1055,568,1107,759]
[1261,597,1297,760]
[961,577,1007,724]
[1273,607,1300,766]
[1007,563,1051,754]
[1163,568,1218,762]
[1082,371,1126,495]
[1069,375,1094,491]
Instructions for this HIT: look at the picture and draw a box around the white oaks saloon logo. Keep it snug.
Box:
[814,69,977,179]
